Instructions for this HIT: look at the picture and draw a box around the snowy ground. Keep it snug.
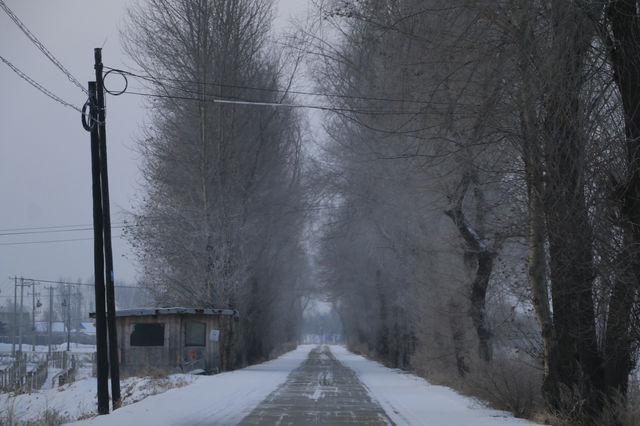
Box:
[0,371,199,424]
[331,346,533,426]
[0,344,538,425]
[71,345,313,425]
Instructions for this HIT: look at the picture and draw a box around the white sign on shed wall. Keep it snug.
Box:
[209,329,220,342]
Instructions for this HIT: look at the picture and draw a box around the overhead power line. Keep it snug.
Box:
[105,66,441,106]
[0,237,94,246]
[0,235,123,246]
[0,223,106,233]
[0,0,87,95]
[123,90,426,116]
[0,223,128,236]
[10,276,141,289]
[0,54,82,112]
[0,219,172,235]
[104,67,470,115]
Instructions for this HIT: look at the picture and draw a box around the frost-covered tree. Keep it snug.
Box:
[311,0,640,422]
[123,0,308,366]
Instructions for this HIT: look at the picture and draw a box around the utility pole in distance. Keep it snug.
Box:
[47,286,53,355]
[94,47,121,409]
[12,276,16,356]
[31,284,37,351]
[66,283,71,351]
[18,277,24,353]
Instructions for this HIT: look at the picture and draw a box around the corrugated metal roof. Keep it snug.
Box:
[90,307,239,318]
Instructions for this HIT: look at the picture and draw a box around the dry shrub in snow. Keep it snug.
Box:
[531,377,640,426]
[462,355,543,419]
[121,374,193,406]
[595,378,640,426]
[0,403,68,426]
[126,365,170,380]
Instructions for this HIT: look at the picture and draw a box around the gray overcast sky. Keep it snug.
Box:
[0,0,311,299]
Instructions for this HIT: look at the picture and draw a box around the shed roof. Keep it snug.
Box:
[91,307,239,319]
[35,321,65,333]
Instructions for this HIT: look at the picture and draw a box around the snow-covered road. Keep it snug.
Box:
[66,344,534,426]
[70,345,312,426]
[331,346,532,426]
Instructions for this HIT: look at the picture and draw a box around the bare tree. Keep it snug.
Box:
[122,0,309,367]
[311,0,640,422]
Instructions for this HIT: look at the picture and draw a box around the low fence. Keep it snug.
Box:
[48,351,73,369]
[0,353,26,390]
[19,360,48,393]
[0,351,79,393]
[52,352,77,387]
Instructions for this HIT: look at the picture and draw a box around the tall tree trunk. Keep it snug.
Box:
[445,173,494,362]
[540,4,604,417]
[512,1,557,401]
[375,269,390,360]
[449,300,470,377]
[603,244,635,394]
[603,0,640,397]
[520,68,553,381]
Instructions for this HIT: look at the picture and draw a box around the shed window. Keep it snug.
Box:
[185,322,206,346]
[130,323,164,346]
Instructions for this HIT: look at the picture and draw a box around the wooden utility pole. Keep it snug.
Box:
[82,48,121,415]
[31,285,35,351]
[66,283,71,351]
[94,48,121,408]
[48,286,53,355]
[12,276,16,356]
[87,80,110,415]
[18,277,24,353]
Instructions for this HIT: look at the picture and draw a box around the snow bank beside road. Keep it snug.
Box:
[0,373,197,424]
[330,345,534,426]
[70,345,313,426]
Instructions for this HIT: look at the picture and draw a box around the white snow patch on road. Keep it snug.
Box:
[68,345,313,426]
[330,345,536,426]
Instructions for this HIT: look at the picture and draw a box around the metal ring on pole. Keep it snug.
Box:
[103,69,128,96]
[81,99,94,132]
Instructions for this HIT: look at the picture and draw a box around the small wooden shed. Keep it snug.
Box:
[112,307,238,376]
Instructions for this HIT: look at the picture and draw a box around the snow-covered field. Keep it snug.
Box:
[0,344,537,425]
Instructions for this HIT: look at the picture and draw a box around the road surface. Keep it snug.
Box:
[239,345,393,425]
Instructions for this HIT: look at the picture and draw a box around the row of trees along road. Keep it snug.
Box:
[122,0,640,423]
[122,0,311,369]
[308,0,640,424]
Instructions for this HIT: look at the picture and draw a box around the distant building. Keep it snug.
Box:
[0,310,31,343]
[34,321,66,334]
[32,321,96,345]
[98,307,239,376]
[0,310,30,330]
